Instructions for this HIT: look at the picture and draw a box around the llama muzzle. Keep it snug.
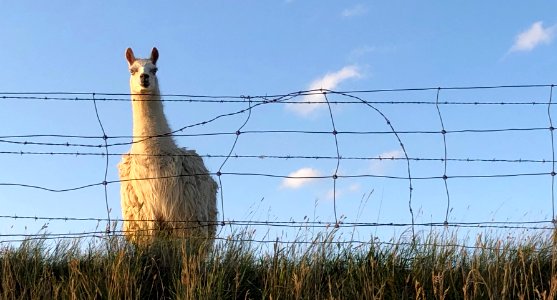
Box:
[140,73,150,88]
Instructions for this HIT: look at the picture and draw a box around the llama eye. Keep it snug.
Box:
[152,68,158,74]
[130,69,136,75]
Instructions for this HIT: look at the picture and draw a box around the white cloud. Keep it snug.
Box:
[281,167,321,189]
[325,188,336,200]
[287,65,361,116]
[347,183,361,192]
[370,149,405,175]
[341,4,368,18]
[509,21,556,53]
[309,66,360,91]
[325,183,361,201]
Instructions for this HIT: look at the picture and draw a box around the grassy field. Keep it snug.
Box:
[0,229,556,299]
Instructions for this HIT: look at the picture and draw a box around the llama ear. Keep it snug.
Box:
[125,48,136,66]
[150,47,159,65]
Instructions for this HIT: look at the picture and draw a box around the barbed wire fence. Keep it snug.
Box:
[1,84,556,251]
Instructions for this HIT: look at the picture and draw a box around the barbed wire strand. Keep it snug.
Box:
[6,94,557,106]
[0,214,553,229]
[1,83,554,99]
[4,150,557,166]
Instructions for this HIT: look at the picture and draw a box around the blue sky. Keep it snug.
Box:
[1,1,557,245]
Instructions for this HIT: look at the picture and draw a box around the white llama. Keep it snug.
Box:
[118,47,218,252]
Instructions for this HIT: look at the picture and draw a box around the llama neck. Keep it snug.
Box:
[130,91,176,153]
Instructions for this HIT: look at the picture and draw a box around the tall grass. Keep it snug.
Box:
[0,229,556,299]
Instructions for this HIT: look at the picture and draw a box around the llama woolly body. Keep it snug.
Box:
[118,48,218,250]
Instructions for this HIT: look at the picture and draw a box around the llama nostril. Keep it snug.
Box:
[140,74,149,80]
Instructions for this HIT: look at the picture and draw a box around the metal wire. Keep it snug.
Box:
[1,85,556,247]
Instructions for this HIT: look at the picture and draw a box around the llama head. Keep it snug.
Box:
[125,47,160,94]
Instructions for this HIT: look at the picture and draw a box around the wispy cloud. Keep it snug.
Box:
[287,65,360,116]
[370,149,405,175]
[341,4,368,18]
[308,65,360,92]
[349,46,376,59]
[509,21,556,53]
[281,167,322,189]
[325,183,361,201]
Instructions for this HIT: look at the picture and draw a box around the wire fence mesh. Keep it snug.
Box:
[1,84,556,250]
